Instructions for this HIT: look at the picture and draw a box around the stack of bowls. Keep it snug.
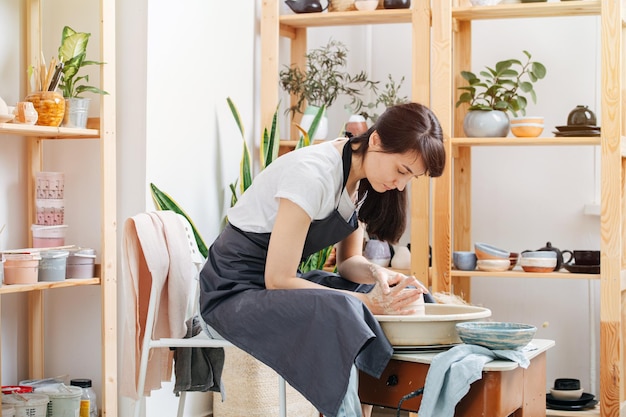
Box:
[474,242,510,272]
[520,251,557,273]
[510,116,544,137]
[33,171,67,248]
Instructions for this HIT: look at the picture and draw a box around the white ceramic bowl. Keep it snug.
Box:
[375,304,492,346]
[355,0,378,10]
[456,321,536,350]
[520,256,557,273]
[550,388,584,401]
[477,259,510,272]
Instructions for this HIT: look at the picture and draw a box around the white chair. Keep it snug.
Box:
[130,212,287,417]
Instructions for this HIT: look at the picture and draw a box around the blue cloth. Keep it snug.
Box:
[417,344,530,417]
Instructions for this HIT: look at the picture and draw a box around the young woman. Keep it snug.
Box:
[199,102,446,417]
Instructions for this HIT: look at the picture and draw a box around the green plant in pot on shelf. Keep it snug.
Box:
[279,39,378,140]
[358,74,409,124]
[57,26,108,128]
[455,50,546,138]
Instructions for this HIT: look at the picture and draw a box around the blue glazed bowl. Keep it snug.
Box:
[455,321,536,350]
[474,242,510,260]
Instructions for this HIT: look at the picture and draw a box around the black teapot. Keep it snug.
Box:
[567,105,597,126]
[285,0,328,13]
[524,242,566,271]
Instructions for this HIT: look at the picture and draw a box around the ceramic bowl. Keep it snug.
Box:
[477,259,510,272]
[510,123,544,137]
[375,304,492,346]
[520,256,557,273]
[455,321,537,350]
[550,388,584,401]
[453,251,477,271]
[511,116,544,125]
[474,242,510,260]
[554,378,581,390]
[355,0,379,10]
[469,0,502,5]
[521,250,557,259]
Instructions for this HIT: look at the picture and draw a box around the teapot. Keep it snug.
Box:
[523,241,565,271]
[567,105,597,126]
[285,0,328,13]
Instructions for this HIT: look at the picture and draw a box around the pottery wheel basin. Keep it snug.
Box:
[375,304,492,346]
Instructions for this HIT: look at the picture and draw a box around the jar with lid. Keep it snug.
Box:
[70,378,98,417]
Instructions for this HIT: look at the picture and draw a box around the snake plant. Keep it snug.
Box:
[151,99,329,270]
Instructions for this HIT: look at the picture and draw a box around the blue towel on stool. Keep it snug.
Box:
[417,344,530,417]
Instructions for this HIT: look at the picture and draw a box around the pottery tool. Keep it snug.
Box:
[48,61,64,91]
[43,57,57,91]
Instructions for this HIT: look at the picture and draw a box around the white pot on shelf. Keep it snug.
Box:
[463,110,510,138]
[298,105,328,140]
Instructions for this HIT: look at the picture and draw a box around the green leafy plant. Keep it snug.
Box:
[455,50,547,116]
[358,74,409,123]
[279,39,378,117]
[57,26,108,98]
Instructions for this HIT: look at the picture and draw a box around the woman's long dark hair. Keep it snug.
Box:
[351,102,445,243]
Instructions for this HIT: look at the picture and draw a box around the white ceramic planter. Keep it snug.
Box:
[463,110,510,137]
[299,105,328,140]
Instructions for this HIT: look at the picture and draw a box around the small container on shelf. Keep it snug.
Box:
[31,224,68,248]
[3,253,41,285]
[36,198,65,225]
[38,249,70,282]
[66,248,97,279]
[24,91,65,127]
[35,172,65,199]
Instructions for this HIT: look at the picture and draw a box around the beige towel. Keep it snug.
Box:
[120,211,197,399]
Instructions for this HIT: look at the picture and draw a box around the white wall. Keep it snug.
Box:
[0,0,602,415]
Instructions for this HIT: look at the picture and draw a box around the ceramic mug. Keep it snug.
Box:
[562,250,600,266]
[453,251,477,271]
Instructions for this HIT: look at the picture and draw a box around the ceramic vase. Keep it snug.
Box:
[299,105,329,140]
[463,110,510,137]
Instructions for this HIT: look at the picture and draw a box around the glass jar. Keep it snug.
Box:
[24,91,65,127]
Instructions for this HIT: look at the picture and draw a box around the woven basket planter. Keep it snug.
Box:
[329,0,356,11]
[213,347,319,417]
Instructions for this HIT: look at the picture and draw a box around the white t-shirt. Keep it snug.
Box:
[227,139,356,233]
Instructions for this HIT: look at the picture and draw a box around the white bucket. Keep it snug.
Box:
[2,404,16,417]
[38,386,82,417]
[2,393,49,417]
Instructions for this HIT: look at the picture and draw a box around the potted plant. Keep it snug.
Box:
[455,50,546,137]
[279,39,378,139]
[57,26,108,128]
[358,74,409,123]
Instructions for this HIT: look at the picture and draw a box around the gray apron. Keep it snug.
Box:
[199,141,393,417]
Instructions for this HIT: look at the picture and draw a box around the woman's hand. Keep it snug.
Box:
[364,273,426,315]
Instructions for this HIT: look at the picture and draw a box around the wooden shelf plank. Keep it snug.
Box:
[0,278,100,295]
[452,0,600,21]
[452,268,598,279]
[452,136,601,146]
[280,9,413,28]
[0,118,100,139]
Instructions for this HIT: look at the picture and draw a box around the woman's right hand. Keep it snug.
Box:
[364,275,424,315]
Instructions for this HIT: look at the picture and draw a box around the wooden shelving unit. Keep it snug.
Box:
[0,0,117,415]
[430,1,624,416]
[261,0,434,285]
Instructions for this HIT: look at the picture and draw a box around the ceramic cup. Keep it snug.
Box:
[562,250,600,266]
[453,251,477,271]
